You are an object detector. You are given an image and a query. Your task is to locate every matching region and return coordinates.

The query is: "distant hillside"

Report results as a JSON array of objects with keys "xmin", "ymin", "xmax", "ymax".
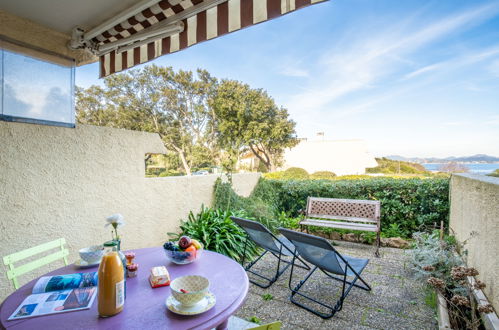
[
  {"xmin": 386, "ymin": 154, "xmax": 499, "ymax": 164},
  {"xmin": 366, "ymin": 158, "xmax": 427, "ymax": 174}
]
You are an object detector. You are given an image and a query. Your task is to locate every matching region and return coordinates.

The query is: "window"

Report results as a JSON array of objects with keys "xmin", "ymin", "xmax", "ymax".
[{"xmin": 1, "ymin": 39, "xmax": 75, "ymax": 127}]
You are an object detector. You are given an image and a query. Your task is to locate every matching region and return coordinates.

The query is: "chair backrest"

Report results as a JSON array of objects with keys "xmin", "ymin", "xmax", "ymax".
[
  {"xmin": 3, "ymin": 238, "xmax": 69, "ymax": 289},
  {"xmin": 306, "ymin": 197, "xmax": 380, "ymax": 224},
  {"xmin": 231, "ymin": 217, "xmax": 284, "ymax": 254},
  {"xmin": 279, "ymin": 228, "xmax": 346, "ymax": 275}
]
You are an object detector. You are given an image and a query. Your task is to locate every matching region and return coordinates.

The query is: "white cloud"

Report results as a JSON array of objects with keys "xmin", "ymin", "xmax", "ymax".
[{"xmin": 402, "ymin": 63, "xmax": 442, "ymax": 80}]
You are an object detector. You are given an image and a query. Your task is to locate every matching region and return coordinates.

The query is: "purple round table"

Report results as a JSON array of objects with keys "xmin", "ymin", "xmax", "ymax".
[{"xmin": 0, "ymin": 248, "xmax": 249, "ymax": 330}]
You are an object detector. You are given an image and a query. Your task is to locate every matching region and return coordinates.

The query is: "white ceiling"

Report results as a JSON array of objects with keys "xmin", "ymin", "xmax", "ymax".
[{"xmin": 0, "ymin": 0, "xmax": 139, "ymax": 34}]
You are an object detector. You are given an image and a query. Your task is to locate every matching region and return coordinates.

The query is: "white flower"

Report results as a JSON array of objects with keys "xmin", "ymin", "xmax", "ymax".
[{"xmin": 105, "ymin": 214, "xmax": 125, "ymax": 228}]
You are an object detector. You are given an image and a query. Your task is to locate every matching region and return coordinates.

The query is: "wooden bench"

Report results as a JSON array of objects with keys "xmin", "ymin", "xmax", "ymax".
[{"xmin": 300, "ymin": 197, "xmax": 381, "ymax": 257}]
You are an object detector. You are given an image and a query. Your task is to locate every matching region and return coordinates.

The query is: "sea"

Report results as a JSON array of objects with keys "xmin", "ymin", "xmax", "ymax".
[{"xmin": 422, "ymin": 163, "xmax": 499, "ymax": 175}]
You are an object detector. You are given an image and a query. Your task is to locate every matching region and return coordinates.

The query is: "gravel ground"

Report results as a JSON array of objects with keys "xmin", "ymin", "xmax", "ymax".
[{"xmin": 234, "ymin": 241, "xmax": 438, "ymax": 330}]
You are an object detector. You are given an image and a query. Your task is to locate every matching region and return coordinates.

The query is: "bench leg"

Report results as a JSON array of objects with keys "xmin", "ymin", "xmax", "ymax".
[{"xmin": 375, "ymin": 231, "xmax": 380, "ymax": 258}]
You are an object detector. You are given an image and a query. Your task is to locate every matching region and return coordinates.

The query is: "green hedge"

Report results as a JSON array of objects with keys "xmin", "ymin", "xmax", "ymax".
[{"xmin": 251, "ymin": 177, "xmax": 450, "ymax": 238}]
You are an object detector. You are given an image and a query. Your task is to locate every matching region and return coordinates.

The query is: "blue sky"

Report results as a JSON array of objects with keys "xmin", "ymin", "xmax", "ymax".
[{"xmin": 76, "ymin": 0, "xmax": 499, "ymax": 158}]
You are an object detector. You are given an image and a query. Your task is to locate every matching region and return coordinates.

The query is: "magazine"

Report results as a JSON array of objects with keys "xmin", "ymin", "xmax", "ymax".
[{"xmin": 8, "ymin": 272, "xmax": 98, "ymax": 320}]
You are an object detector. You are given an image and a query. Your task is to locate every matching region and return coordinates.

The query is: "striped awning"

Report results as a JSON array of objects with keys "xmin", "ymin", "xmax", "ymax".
[{"xmin": 98, "ymin": 0, "xmax": 326, "ymax": 77}]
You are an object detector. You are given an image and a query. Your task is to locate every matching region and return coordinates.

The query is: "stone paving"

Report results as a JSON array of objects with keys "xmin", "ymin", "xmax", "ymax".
[{"xmin": 234, "ymin": 241, "xmax": 438, "ymax": 330}]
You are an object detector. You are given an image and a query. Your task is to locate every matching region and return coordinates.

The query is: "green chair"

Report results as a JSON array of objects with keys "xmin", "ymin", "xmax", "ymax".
[{"xmin": 3, "ymin": 238, "xmax": 69, "ymax": 289}]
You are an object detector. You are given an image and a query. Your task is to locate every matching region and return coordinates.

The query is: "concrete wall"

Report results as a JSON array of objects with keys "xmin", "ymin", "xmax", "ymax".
[
  {"xmin": 450, "ymin": 174, "xmax": 499, "ymax": 311},
  {"xmin": 1, "ymin": 10, "xmax": 96, "ymax": 65},
  {"xmin": 0, "ymin": 121, "xmax": 260, "ymax": 302}
]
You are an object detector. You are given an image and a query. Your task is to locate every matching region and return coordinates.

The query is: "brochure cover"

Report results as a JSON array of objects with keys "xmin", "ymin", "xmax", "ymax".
[{"xmin": 8, "ymin": 272, "xmax": 98, "ymax": 320}]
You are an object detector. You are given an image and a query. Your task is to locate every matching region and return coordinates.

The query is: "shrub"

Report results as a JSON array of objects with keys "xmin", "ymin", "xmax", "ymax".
[
  {"xmin": 213, "ymin": 179, "xmax": 279, "ymax": 231},
  {"xmin": 409, "ymin": 231, "xmax": 462, "ymax": 284},
  {"xmin": 159, "ymin": 170, "xmax": 182, "ymax": 177},
  {"xmin": 367, "ymin": 157, "xmax": 427, "ymax": 174},
  {"xmin": 263, "ymin": 171, "xmax": 286, "ymax": 179},
  {"xmin": 409, "ymin": 231, "xmax": 489, "ymax": 329},
  {"xmin": 282, "ymin": 167, "xmax": 309, "ymax": 180},
  {"xmin": 146, "ymin": 167, "xmax": 166, "ymax": 176},
  {"xmin": 310, "ymin": 171, "xmax": 336, "ymax": 180},
  {"xmin": 168, "ymin": 206, "xmax": 259, "ymax": 262}
]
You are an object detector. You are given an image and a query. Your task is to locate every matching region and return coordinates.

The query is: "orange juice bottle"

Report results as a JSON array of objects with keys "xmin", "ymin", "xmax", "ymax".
[{"xmin": 98, "ymin": 251, "xmax": 125, "ymax": 317}]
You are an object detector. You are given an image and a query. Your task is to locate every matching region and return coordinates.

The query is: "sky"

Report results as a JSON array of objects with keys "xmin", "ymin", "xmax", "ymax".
[{"xmin": 76, "ymin": 0, "xmax": 499, "ymax": 158}]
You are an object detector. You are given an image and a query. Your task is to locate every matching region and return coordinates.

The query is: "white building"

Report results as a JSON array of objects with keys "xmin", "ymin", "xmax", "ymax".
[{"xmin": 280, "ymin": 139, "xmax": 378, "ymax": 176}]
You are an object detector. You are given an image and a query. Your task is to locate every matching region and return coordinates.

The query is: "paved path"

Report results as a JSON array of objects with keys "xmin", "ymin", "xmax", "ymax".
[{"xmin": 235, "ymin": 241, "xmax": 437, "ymax": 330}]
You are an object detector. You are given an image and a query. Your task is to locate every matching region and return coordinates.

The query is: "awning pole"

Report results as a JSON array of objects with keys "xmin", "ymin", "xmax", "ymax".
[{"xmin": 97, "ymin": 21, "xmax": 184, "ymax": 55}]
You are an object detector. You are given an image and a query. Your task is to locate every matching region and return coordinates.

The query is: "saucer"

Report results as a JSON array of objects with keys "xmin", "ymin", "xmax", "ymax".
[
  {"xmin": 74, "ymin": 258, "xmax": 101, "ymax": 268},
  {"xmin": 166, "ymin": 292, "xmax": 216, "ymax": 315}
]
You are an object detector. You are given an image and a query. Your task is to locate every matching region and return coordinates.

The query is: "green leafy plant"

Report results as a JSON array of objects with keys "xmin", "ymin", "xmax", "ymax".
[
  {"xmin": 381, "ymin": 223, "xmax": 406, "ymax": 238},
  {"xmin": 262, "ymin": 293, "xmax": 274, "ymax": 301},
  {"xmin": 361, "ymin": 232, "xmax": 377, "ymax": 244},
  {"xmin": 248, "ymin": 316, "xmax": 261, "ymax": 324},
  {"xmin": 213, "ymin": 179, "xmax": 279, "ymax": 231},
  {"xmin": 409, "ymin": 231, "xmax": 463, "ymax": 283},
  {"xmin": 276, "ymin": 211, "xmax": 301, "ymax": 229},
  {"xmin": 168, "ymin": 206, "xmax": 259, "ymax": 262}
]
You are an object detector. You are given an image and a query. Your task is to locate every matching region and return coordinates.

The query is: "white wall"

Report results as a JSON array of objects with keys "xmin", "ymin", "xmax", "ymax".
[
  {"xmin": 282, "ymin": 140, "xmax": 377, "ymax": 175},
  {"xmin": 0, "ymin": 122, "xmax": 260, "ymax": 302}
]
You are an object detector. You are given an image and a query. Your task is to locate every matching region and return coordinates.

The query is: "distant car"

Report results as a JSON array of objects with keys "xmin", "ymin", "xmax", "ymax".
[{"xmin": 192, "ymin": 170, "xmax": 210, "ymax": 176}]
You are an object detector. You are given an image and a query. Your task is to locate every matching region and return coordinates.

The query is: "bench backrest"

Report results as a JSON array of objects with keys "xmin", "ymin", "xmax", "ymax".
[{"xmin": 306, "ymin": 197, "xmax": 380, "ymax": 224}]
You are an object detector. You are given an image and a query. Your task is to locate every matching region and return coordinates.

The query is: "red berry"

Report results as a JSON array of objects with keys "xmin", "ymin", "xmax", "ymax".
[{"xmin": 180, "ymin": 289, "xmax": 189, "ymax": 293}]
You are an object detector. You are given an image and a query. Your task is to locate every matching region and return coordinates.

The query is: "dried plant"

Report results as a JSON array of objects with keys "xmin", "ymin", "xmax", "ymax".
[{"xmin": 409, "ymin": 231, "xmax": 493, "ymax": 329}]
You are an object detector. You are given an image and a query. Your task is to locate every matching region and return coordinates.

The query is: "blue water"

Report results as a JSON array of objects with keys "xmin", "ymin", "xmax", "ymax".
[{"xmin": 423, "ymin": 163, "xmax": 499, "ymax": 174}]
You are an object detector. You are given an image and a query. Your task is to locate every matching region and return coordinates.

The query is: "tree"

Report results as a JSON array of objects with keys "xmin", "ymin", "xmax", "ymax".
[
  {"xmin": 211, "ymin": 80, "xmax": 298, "ymax": 172},
  {"xmin": 438, "ymin": 162, "xmax": 469, "ymax": 173},
  {"xmin": 76, "ymin": 65, "xmax": 217, "ymax": 175}
]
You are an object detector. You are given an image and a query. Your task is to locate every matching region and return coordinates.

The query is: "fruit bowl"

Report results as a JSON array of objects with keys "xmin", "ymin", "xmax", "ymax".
[{"xmin": 163, "ymin": 238, "xmax": 203, "ymax": 265}]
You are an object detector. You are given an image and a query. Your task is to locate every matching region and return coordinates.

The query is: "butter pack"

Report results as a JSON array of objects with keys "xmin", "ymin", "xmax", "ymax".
[{"xmin": 149, "ymin": 266, "xmax": 170, "ymax": 288}]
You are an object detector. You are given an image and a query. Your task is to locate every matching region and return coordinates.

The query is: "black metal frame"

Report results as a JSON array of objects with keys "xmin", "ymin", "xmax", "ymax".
[
  {"xmin": 284, "ymin": 232, "xmax": 371, "ymax": 319},
  {"xmin": 240, "ymin": 236, "xmax": 310, "ymax": 288}
]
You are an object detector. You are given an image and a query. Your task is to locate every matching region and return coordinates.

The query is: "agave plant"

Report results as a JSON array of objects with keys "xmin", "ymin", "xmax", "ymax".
[{"xmin": 168, "ymin": 206, "xmax": 259, "ymax": 262}]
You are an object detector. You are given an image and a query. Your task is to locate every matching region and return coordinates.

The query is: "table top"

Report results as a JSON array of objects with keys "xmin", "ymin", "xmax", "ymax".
[{"xmin": 0, "ymin": 247, "xmax": 249, "ymax": 330}]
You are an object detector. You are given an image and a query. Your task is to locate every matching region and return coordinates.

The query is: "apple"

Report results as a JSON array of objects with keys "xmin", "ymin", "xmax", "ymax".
[{"xmin": 178, "ymin": 236, "xmax": 192, "ymax": 249}]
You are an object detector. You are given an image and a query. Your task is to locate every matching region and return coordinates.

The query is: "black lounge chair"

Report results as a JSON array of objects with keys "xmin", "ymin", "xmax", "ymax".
[
  {"xmin": 231, "ymin": 217, "xmax": 310, "ymax": 288},
  {"xmin": 279, "ymin": 228, "xmax": 371, "ymax": 319}
]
